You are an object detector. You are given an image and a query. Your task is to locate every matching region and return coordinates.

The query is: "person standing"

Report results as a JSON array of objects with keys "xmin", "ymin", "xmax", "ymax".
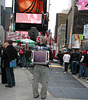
[
  {"xmin": 3, "ymin": 40, "xmax": 17, "ymax": 87},
  {"xmin": 78, "ymin": 50, "xmax": 88, "ymax": 79},
  {"xmin": 32, "ymin": 38, "xmax": 53, "ymax": 99},
  {"xmin": 70, "ymin": 49, "xmax": 80, "ymax": 75},
  {"xmin": 19, "ymin": 47, "xmax": 26, "ymax": 68},
  {"xmin": 57, "ymin": 51, "xmax": 63, "ymax": 65},
  {"xmin": 63, "ymin": 52, "xmax": 70, "ymax": 73},
  {"xmin": 25, "ymin": 47, "xmax": 32, "ymax": 69},
  {"xmin": 0, "ymin": 44, "xmax": 7, "ymax": 84}
]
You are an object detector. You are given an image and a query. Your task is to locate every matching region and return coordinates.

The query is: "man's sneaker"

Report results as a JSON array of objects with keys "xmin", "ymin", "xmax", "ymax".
[{"xmin": 86, "ymin": 79, "xmax": 88, "ymax": 82}]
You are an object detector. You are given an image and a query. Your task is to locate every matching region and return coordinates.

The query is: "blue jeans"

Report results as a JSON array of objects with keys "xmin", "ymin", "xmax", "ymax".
[
  {"xmin": 58, "ymin": 59, "xmax": 60, "ymax": 64},
  {"xmin": 72, "ymin": 61, "xmax": 79, "ymax": 75},
  {"xmin": 79, "ymin": 64, "xmax": 88, "ymax": 78},
  {"xmin": 20, "ymin": 55, "xmax": 26, "ymax": 67},
  {"xmin": 5, "ymin": 67, "xmax": 15, "ymax": 86}
]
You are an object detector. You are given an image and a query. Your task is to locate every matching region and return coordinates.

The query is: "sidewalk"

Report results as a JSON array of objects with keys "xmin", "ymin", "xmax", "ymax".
[
  {"xmin": 0, "ymin": 67, "xmax": 87, "ymax": 100},
  {"xmin": 0, "ymin": 68, "xmax": 55, "ymax": 100}
]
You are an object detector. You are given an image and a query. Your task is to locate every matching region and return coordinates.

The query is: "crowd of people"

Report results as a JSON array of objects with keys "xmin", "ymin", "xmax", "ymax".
[
  {"xmin": 1, "ymin": 38, "xmax": 88, "ymax": 99},
  {"xmin": 0, "ymin": 38, "xmax": 53, "ymax": 99},
  {"xmin": 0, "ymin": 40, "xmax": 32, "ymax": 88},
  {"xmin": 57, "ymin": 49, "xmax": 88, "ymax": 82}
]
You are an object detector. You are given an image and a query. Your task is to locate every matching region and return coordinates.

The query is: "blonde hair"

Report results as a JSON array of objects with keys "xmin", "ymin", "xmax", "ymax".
[
  {"xmin": 42, "ymin": 38, "xmax": 48, "ymax": 45},
  {"xmin": 3, "ymin": 42, "xmax": 9, "ymax": 48}
]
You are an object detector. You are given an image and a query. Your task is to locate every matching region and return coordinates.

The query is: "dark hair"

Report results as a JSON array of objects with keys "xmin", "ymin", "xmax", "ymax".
[
  {"xmin": 36, "ymin": 43, "xmax": 41, "ymax": 46},
  {"xmin": 7, "ymin": 40, "xmax": 13, "ymax": 44}
]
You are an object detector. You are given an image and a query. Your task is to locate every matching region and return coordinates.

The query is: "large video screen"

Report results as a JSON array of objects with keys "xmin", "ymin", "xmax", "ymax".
[
  {"xmin": 18, "ymin": 0, "xmax": 43, "ymax": 13},
  {"xmin": 78, "ymin": 0, "xmax": 88, "ymax": 10},
  {"xmin": 16, "ymin": 13, "xmax": 42, "ymax": 24}
]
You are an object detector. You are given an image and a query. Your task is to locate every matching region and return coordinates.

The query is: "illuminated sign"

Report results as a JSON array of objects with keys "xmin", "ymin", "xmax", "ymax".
[
  {"xmin": 78, "ymin": 0, "xmax": 88, "ymax": 10},
  {"xmin": 18, "ymin": 0, "xmax": 43, "ymax": 13},
  {"xmin": 72, "ymin": 34, "xmax": 83, "ymax": 48},
  {"xmin": 16, "ymin": 13, "xmax": 42, "ymax": 24}
]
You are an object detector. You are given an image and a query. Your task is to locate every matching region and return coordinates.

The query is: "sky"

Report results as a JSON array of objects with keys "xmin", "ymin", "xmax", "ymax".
[{"xmin": 5, "ymin": 0, "xmax": 70, "ymax": 37}]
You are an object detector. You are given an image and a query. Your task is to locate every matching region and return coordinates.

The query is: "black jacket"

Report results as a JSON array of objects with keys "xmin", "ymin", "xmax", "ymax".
[
  {"xmin": 70, "ymin": 52, "xmax": 80, "ymax": 62},
  {"xmin": 3, "ymin": 45, "xmax": 17, "ymax": 68},
  {"xmin": 80, "ymin": 54, "xmax": 88, "ymax": 65}
]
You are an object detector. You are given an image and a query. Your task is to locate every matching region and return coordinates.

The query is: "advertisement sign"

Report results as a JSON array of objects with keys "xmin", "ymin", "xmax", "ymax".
[
  {"xmin": 78, "ymin": 0, "xmax": 88, "ymax": 10},
  {"xmin": 81, "ymin": 39, "xmax": 88, "ymax": 50},
  {"xmin": 72, "ymin": 34, "xmax": 83, "ymax": 48},
  {"xmin": 16, "ymin": 13, "xmax": 42, "ymax": 24},
  {"xmin": 83, "ymin": 24, "xmax": 88, "ymax": 39},
  {"xmin": 18, "ymin": 0, "xmax": 43, "ymax": 13},
  {"xmin": 6, "ymin": 31, "xmax": 29, "ymax": 41}
]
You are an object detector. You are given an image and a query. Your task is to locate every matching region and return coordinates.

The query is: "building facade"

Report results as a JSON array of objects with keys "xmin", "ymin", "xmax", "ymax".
[
  {"xmin": 67, "ymin": 1, "xmax": 88, "ymax": 48},
  {"xmin": 57, "ymin": 24, "xmax": 66, "ymax": 51},
  {"xmin": 54, "ymin": 13, "xmax": 68, "ymax": 43},
  {"xmin": 0, "ymin": 0, "xmax": 5, "ymax": 44}
]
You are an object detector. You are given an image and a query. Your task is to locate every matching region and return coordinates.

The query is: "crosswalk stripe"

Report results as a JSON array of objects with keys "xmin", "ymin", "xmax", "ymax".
[{"xmin": 49, "ymin": 65, "xmax": 61, "ymax": 67}]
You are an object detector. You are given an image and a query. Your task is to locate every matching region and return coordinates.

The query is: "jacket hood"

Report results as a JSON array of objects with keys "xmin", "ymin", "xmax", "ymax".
[{"xmin": 83, "ymin": 50, "xmax": 87, "ymax": 54}]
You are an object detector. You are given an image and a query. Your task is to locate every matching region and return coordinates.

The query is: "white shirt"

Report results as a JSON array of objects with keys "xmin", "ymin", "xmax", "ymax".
[{"xmin": 63, "ymin": 54, "xmax": 70, "ymax": 63}]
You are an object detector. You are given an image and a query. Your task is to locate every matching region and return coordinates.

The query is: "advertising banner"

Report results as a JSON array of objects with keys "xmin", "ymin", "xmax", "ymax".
[
  {"xmin": 16, "ymin": 13, "xmax": 42, "ymax": 24},
  {"xmin": 78, "ymin": 0, "xmax": 88, "ymax": 10},
  {"xmin": 83, "ymin": 24, "xmax": 88, "ymax": 39},
  {"xmin": 6, "ymin": 31, "xmax": 29, "ymax": 41},
  {"xmin": 81, "ymin": 39, "xmax": 88, "ymax": 50},
  {"xmin": 18, "ymin": 0, "xmax": 43, "ymax": 13},
  {"xmin": 72, "ymin": 34, "xmax": 83, "ymax": 48}
]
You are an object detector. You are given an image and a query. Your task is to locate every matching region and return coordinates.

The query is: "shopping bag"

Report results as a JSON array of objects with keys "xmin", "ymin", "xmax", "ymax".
[{"xmin": 10, "ymin": 60, "xmax": 17, "ymax": 68}]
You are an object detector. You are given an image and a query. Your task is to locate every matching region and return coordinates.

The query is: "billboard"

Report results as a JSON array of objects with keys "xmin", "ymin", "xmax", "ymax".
[
  {"xmin": 6, "ymin": 31, "xmax": 29, "ymax": 41},
  {"xmin": 78, "ymin": 0, "xmax": 88, "ymax": 10},
  {"xmin": 18, "ymin": 0, "xmax": 43, "ymax": 13},
  {"xmin": 72, "ymin": 34, "xmax": 83, "ymax": 48},
  {"xmin": 83, "ymin": 24, "xmax": 88, "ymax": 39},
  {"xmin": 81, "ymin": 39, "xmax": 88, "ymax": 50},
  {"xmin": 16, "ymin": 13, "xmax": 42, "ymax": 24}
]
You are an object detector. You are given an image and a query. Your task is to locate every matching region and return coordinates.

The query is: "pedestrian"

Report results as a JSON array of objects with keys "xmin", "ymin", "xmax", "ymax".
[
  {"xmin": 78, "ymin": 50, "xmax": 88, "ymax": 79},
  {"xmin": 3, "ymin": 40, "xmax": 17, "ymax": 87},
  {"xmin": 0, "ymin": 44, "xmax": 7, "ymax": 84},
  {"xmin": 63, "ymin": 52, "xmax": 70, "ymax": 73},
  {"xmin": 70, "ymin": 49, "xmax": 80, "ymax": 75},
  {"xmin": 25, "ymin": 47, "xmax": 32, "ymax": 69},
  {"xmin": 32, "ymin": 38, "xmax": 53, "ymax": 99},
  {"xmin": 19, "ymin": 47, "xmax": 26, "ymax": 68},
  {"xmin": 57, "ymin": 51, "xmax": 63, "ymax": 65}
]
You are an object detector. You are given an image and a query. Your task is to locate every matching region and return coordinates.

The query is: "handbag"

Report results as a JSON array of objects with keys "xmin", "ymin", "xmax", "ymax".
[{"xmin": 10, "ymin": 60, "xmax": 17, "ymax": 68}]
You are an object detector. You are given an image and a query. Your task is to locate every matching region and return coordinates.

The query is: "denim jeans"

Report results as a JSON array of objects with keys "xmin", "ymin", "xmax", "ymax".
[
  {"xmin": 72, "ymin": 61, "xmax": 79, "ymax": 75},
  {"xmin": 20, "ymin": 55, "xmax": 26, "ymax": 67},
  {"xmin": 79, "ymin": 64, "xmax": 88, "ymax": 78},
  {"xmin": 58, "ymin": 59, "xmax": 60, "ymax": 64},
  {"xmin": 5, "ymin": 67, "xmax": 15, "ymax": 86}
]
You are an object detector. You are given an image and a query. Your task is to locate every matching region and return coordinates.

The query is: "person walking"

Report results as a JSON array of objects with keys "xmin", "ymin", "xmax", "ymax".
[
  {"xmin": 63, "ymin": 52, "xmax": 70, "ymax": 73},
  {"xmin": 32, "ymin": 38, "xmax": 53, "ymax": 99},
  {"xmin": 3, "ymin": 40, "xmax": 17, "ymax": 87}
]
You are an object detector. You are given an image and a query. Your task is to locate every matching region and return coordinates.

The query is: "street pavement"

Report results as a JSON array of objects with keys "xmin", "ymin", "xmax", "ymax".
[{"xmin": 0, "ymin": 62, "xmax": 88, "ymax": 100}]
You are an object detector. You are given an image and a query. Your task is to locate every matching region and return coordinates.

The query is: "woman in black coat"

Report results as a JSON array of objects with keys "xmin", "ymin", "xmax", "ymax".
[{"xmin": 3, "ymin": 42, "xmax": 17, "ymax": 87}]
